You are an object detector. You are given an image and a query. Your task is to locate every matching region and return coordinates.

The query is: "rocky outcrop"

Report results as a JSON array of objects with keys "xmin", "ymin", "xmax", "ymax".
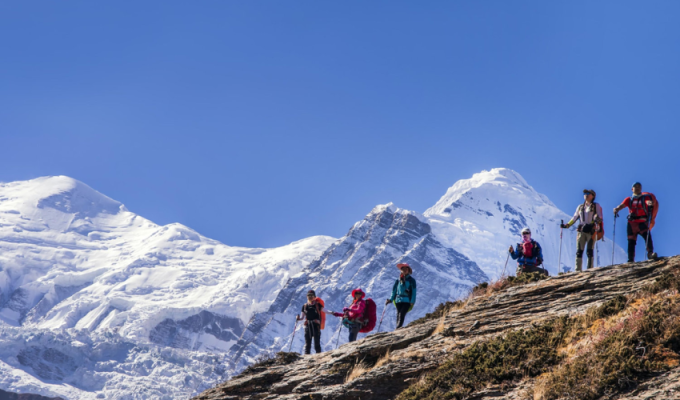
[
  {"xmin": 193, "ymin": 256, "xmax": 680, "ymax": 400},
  {"xmin": 0, "ymin": 389, "xmax": 63, "ymax": 400}
]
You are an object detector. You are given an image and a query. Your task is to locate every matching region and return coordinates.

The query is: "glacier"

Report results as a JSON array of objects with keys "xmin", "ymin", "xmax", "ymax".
[{"xmin": 0, "ymin": 169, "xmax": 626, "ymax": 399}]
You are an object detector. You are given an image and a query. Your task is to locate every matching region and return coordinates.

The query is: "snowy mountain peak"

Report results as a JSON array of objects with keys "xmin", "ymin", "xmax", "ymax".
[
  {"xmin": 424, "ymin": 168, "xmax": 540, "ymax": 218},
  {"xmin": 1, "ymin": 176, "xmax": 125, "ymax": 220}
]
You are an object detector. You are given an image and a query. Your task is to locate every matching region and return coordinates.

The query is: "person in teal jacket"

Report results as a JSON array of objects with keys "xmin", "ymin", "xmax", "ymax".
[{"xmin": 385, "ymin": 263, "xmax": 417, "ymax": 329}]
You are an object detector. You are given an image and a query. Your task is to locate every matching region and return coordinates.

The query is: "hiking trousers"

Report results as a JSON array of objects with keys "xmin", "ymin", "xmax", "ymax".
[
  {"xmin": 395, "ymin": 302, "xmax": 411, "ymax": 329},
  {"xmin": 575, "ymin": 231, "xmax": 594, "ymax": 272},
  {"xmin": 627, "ymin": 221, "xmax": 654, "ymax": 262},
  {"xmin": 304, "ymin": 322, "xmax": 321, "ymax": 354},
  {"xmin": 348, "ymin": 323, "xmax": 362, "ymax": 342}
]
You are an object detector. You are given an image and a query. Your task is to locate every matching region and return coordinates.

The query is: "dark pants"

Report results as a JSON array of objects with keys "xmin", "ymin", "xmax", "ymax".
[
  {"xmin": 304, "ymin": 322, "xmax": 321, "ymax": 354},
  {"xmin": 348, "ymin": 322, "xmax": 362, "ymax": 342},
  {"xmin": 395, "ymin": 302, "xmax": 411, "ymax": 329},
  {"xmin": 627, "ymin": 221, "xmax": 654, "ymax": 262},
  {"xmin": 516, "ymin": 264, "xmax": 548, "ymax": 276}
]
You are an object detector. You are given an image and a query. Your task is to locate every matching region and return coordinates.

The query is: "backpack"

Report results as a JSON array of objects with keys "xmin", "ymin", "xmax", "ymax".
[
  {"xmin": 359, "ymin": 298, "xmax": 377, "ymax": 333},
  {"xmin": 315, "ymin": 298, "xmax": 326, "ymax": 330},
  {"xmin": 520, "ymin": 240, "xmax": 543, "ymax": 266},
  {"xmin": 641, "ymin": 192, "xmax": 659, "ymax": 225}
]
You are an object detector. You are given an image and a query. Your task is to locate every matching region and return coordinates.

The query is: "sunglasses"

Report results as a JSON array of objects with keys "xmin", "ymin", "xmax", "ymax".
[{"xmin": 522, "ymin": 233, "xmax": 531, "ymax": 236}]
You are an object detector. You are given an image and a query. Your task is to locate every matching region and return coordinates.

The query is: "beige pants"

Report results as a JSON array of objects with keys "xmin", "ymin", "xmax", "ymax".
[{"xmin": 575, "ymin": 231, "xmax": 594, "ymax": 272}]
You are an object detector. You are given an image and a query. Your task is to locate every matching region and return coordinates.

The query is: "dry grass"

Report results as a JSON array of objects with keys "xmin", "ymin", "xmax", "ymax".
[
  {"xmin": 432, "ymin": 314, "xmax": 447, "ymax": 336},
  {"xmin": 345, "ymin": 361, "xmax": 370, "ymax": 383},
  {"xmin": 373, "ymin": 350, "xmax": 392, "ymax": 369},
  {"xmin": 397, "ymin": 265, "xmax": 680, "ymax": 400}
]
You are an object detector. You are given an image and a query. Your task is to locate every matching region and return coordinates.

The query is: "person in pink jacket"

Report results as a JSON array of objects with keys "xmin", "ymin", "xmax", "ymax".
[{"xmin": 331, "ymin": 288, "xmax": 366, "ymax": 342}]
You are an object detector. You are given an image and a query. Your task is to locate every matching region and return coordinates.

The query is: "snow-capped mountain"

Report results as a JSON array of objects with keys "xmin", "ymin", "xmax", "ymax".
[
  {"xmin": 425, "ymin": 168, "xmax": 627, "ymax": 278},
  {"xmin": 227, "ymin": 204, "xmax": 487, "ymax": 371},
  {"xmin": 0, "ymin": 169, "xmax": 627, "ymax": 399},
  {"xmin": 0, "ymin": 176, "xmax": 335, "ymax": 399}
]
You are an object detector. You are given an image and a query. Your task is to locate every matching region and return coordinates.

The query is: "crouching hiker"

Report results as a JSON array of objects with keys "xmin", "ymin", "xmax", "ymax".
[
  {"xmin": 509, "ymin": 227, "xmax": 547, "ymax": 276},
  {"xmin": 561, "ymin": 189, "xmax": 603, "ymax": 271},
  {"xmin": 385, "ymin": 263, "xmax": 417, "ymax": 329},
  {"xmin": 296, "ymin": 290, "xmax": 325, "ymax": 354},
  {"xmin": 331, "ymin": 288, "xmax": 366, "ymax": 342}
]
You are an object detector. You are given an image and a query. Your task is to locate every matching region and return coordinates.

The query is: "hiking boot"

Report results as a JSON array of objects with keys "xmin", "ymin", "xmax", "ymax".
[{"xmin": 647, "ymin": 251, "xmax": 658, "ymax": 260}]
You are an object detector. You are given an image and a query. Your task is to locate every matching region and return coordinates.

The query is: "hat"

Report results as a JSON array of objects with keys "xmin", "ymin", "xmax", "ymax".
[
  {"xmin": 521, "ymin": 227, "xmax": 531, "ymax": 234},
  {"xmin": 583, "ymin": 189, "xmax": 596, "ymax": 199},
  {"xmin": 307, "ymin": 290, "xmax": 316, "ymax": 297},
  {"xmin": 396, "ymin": 263, "xmax": 412, "ymax": 274},
  {"xmin": 632, "ymin": 182, "xmax": 642, "ymax": 188},
  {"xmin": 351, "ymin": 288, "xmax": 365, "ymax": 299}
]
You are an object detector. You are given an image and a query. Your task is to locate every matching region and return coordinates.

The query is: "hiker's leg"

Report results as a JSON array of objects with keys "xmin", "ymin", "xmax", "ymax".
[
  {"xmin": 348, "ymin": 324, "xmax": 360, "ymax": 342},
  {"xmin": 304, "ymin": 325, "xmax": 312, "ymax": 354},
  {"xmin": 396, "ymin": 303, "xmax": 409, "ymax": 328},
  {"xmin": 313, "ymin": 324, "xmax": 322, "ymax": 353},
  {"xmin": 575, "ymin": 232, "xmax": 586, "ymax": 272},
  {"xmin": 627, "ymin": 222, "xmax": 636, "ymax": 262},
  {"xmin": 585, "ymin": 233, "xmax": 594, "ymax": 270},
  {"xmin": 640, "ymin": 223, "xmax": 655, "ymax": 256}
]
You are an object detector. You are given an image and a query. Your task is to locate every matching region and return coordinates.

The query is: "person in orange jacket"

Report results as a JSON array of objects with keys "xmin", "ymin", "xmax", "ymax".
[{"xmin": 613, "ymin": 182, "xmax": 658, "ymax": 262}]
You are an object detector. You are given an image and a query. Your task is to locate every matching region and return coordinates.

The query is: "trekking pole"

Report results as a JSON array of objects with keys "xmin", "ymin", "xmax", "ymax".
[
  {"xmin": 501, "ymin": 252, "xmax": 510, "ymax": 278},
  {"xmin": 558, "ymin": 220, "xmax": 564, "ymax": 274},
  {"xmin": 611, "ymin": 214, "xmax": 617, "ymax": 265},
  {"xmin": 334, "ymin": 322, "xmax": 343, "ymax": 350},
  {"xmin": 288, "ymin": 319, "xmax": 299, "ymax": 352},
  {"xmin": 377, "ymin": 304, "xmax": 388, "ymax": 332}
]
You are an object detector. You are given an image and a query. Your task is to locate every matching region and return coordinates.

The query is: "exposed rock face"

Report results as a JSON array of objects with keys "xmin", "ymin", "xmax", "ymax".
[
  {"xmin": 226, "ymin": 204, "xmax": 487, "ymax": 373},
  {"xmin": 0, "ymin": 389, "xmax": 63, "ymax": 400},
  {"xmin": 193, "ymin": 256, "xmax": 680, "ymax": 400}
]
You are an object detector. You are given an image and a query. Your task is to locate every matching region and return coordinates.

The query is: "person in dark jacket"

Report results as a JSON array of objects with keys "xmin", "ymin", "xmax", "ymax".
[
  {"xmin": 385, "ymin": 263, "xmax": 417, "ymax": 329},
  {"xmin": 296, "ymin": 290, "xmax": 323, "ymax": 354},
  {"xmin": 509, "ymin": 227, "xmax": 547, "ymax": 275}
]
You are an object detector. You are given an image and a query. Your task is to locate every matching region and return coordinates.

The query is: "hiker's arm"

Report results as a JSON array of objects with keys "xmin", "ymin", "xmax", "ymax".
[
  {"xmin": 614, "ymin": 198, "xmax": 629, "ymax": 214},
  {"xmin": 389, "ymin": 280, "xmax": 398, "ymax": 302},
  {"xmin": 566, "ymin": 206, "xmax": 581, "ymax": 227},
  {"xmin": 410, "ymin": 279, "xmax": 417, "ymax": 305},
  {"xmin": 510, "ymin": 245, "xmax": 520, "ymax": 260}
]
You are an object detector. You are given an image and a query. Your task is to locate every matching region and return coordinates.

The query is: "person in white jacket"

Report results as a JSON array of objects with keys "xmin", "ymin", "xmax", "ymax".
[{"xmin": 561, "ymin": 189, "xmax": 603, "ymax": 272}]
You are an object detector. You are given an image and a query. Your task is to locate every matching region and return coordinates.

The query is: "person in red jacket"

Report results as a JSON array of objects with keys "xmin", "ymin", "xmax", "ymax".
[
  {"xmin": 331, "ymin": 288, "xmax": 366, "ymax": 342},
  {"xmin": 613, "ymin": 182, "xmax": 658, "ymax": 262}
]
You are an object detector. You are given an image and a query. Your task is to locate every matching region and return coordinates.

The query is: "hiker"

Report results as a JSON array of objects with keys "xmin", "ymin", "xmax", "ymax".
[
  {"xmin": 613, "ymin": 182, "xmax": 658, "ymax": 262},
  {"xmin": 508, "ymin": 227, "xmax": 547, "ymax": 276},
  {"xmin": 296, "ymin": 290, "xmax": 325, "ymax": 354},
  {"xmin": 560, "ymin": 189, "xmax": 603, "ymax": 272},
  {"xmin": 331, "ymin": 288, "xmax": 366, "ymax": 342},
  {"xmin": 385, "ymin": 263, "xmax": 417, "ymax": 329}
]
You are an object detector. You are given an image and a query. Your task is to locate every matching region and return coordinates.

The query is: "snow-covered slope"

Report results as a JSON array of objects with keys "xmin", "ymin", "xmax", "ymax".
[
  {"xmin": 227, "ymin": 204, "xmax": 488, "ymax": 372},
  {"xmin": 0, "ymin": 176, "xmax": 335, "ymax": 399},
  {"xmin": 424, "ymin": 168, "xmax": 627, "ymax": 278}
]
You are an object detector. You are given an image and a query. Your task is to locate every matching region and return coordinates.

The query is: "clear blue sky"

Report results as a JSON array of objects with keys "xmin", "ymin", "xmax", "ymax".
[{"xmin": 1, "ymin": 1, "xmax": 679, "ymax": 257}]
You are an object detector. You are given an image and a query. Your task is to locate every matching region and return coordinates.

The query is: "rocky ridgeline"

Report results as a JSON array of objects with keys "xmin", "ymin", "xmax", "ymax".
[{"xmin": 193, "ymin": 256, "xmax": 680, "ymax": 400}]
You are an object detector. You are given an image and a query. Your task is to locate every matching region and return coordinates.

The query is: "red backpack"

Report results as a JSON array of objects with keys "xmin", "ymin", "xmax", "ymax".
[{"xmin": 359, "ymin": 298, "xmax": 377, "ymax": 333}]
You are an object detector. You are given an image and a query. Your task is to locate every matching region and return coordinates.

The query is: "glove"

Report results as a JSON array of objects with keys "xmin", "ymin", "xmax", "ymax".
[
  {"xmin": 560, "ymin": 223, "xmax": 569, "ymax": 229},
  {"xmin": 508, "ymin": 246, "xmax": 514, "ymax": 253},
  {"xmin": 385, "ymin": 299, "xmax": 391, "ymax": 305},
  {"xmin": 342, "ymin": 307, "xmax": 349, "ymax": 313}
]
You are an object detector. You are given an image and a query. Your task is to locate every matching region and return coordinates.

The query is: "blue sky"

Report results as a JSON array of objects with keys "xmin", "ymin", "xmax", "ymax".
[{"xmin": 1, "ymin": 1, "xmax": 679, "ymax": 258}]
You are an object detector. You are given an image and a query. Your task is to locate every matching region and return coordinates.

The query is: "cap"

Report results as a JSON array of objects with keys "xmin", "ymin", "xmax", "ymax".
[
  {"xmin": 521, "ymin": 227, "xmax": 531, "ymax": 234},
  {"xmin": 583, "ymin": 189, "xmax": 596, "ymax": 199},
  {"xmin": 307, "ymin": 290, "xmax": 316, "ymax": 296},
  {"xmin": 632, "ymin": 182, "xmax": 642, "ymax": 188}
]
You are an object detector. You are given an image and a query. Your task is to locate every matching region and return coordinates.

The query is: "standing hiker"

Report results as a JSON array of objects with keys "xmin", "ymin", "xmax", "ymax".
[
  {"xmin": 296, "ymin": 290, "xmax": 325, "ymax": 354},
  {"xmin": 560, "ymin": 189, "xmax": 604, "ymax": 272},
  {"xmin": 509, "ymin": 227, "xmax": 547, "ymax": 276},
  {"xmin": 385, "ymin": 263, "xmax": 417, "ymax": 329},
  {"xmin": 331, "ymin": 288, "xmax": 366, "ymax": 342},
  {"xmin": 613, "ymin": 182, "xmax": 659, "ymax": 262}
]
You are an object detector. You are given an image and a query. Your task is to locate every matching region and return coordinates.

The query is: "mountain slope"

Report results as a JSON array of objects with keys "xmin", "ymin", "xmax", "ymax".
[
  {"xmin": 193, "ymin": 256, "xmax": 680, "ymax": 400},
  {"xmin": 0, "ymin": 176, "xmax": 335, "ymax": 399}
]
